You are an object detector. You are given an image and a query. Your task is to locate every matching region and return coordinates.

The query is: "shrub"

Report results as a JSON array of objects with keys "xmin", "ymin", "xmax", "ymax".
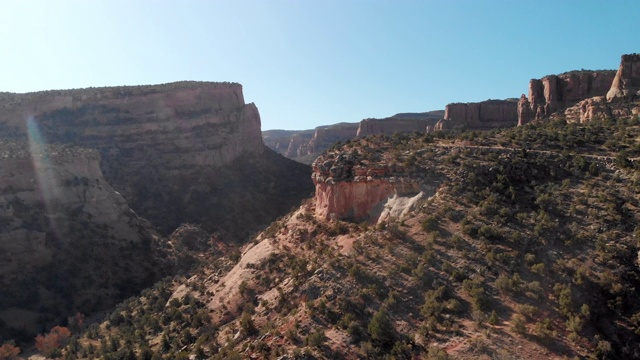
[
  {"xmin": 368, "ymin": 308, "xmax": 395, "ymax": 346},
  {"xmin": 421, "ymin": 216, "xmax": 439, "ymax": 232},
  {"xmin": 0, "ymin": 343, "xmax": 20, "ymax": 360},
  {"xmin": 305, "ymin": 329, "xmax": 326, "ymax": 348},
  {"xmin": 35, "ymin": 326, "xmax": 71, "ymax": 357},
  {"xmin": 509, "ymin": 314, "xmax": 527, "ymax": 335}
]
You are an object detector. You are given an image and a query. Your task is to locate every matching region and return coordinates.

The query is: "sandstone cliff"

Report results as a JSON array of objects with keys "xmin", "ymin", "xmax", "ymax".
[
  {"xmin": 0, "ymin": 141, "xmax": 166, "ymax": 339},
  {"xmin": 607, "ymin": 54, "xmax": 640, "ymax": 102},
  {"xmin": 311, "ymin": 147, "xmax": 441, "ymax": 222},
  {"xmin": 517, "ymin": 70, "xmax": 616, "ymax": 125},
  {"xmin": 0, "ymin": 82, "xmax": 312, "ymax": 237},
  {"xmin": 548, "ymin": 55, "xmax": 640, "ymax": 123},
  {"xmin": 433, "ymin": 99, "xmax": 518, "ymax": 131}
]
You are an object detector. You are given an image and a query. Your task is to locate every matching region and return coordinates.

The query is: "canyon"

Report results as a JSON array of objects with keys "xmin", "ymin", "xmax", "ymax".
[
  {"xmin": 0, "ymin": 82, "xmax": 313, "ymax": 341},
  {"xmin": 0, "ymin": 81, "xmax": 312, "ymax": 236},
  {"xmin": 263, "ymin": 111, "xmax": 443, "ymax": 163}
]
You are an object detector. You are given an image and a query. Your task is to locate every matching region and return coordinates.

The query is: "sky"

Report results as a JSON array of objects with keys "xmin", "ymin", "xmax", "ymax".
[{"xmin": 0, "ymin": 1, "xmax": 638, "ymax": 131}]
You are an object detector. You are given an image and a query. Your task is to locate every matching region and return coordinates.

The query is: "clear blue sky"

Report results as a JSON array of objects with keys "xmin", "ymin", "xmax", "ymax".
[{"xmin": 0, "ymin": 1, "xmax": 637, "ymax": 130}]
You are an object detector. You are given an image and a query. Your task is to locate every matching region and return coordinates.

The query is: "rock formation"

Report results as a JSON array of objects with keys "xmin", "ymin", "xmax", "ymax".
[
  {"xmin": 355, "ymin": 111, "xmax": 443, "ymax": 137},
  {"xmin": 433, "ymin": 100, "xmax": 518, "ymax": 131},
  {"xmin": 517, "ymin": 70, "xmax": 616, "ymax": 125},
  {"xmin": 546, "ymin": 55, "xmax": 640, "ymax": 123},
  {"xmin": 311, "ymin": 150, "xmax": 438, "ymax": 222},
  {"xmin": 607, "ymin": 54, "xmax": 640, "ymax": 102},
  {"xmin": 0, "ymin": 82, "xmax": 313, "ymax": 236}
]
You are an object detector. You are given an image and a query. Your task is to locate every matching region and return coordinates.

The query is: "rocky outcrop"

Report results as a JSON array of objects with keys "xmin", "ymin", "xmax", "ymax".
[
  {"xmin": 553, "ymin": 55, "xmax": 640, "ymax": 123},
  {"xmin": 311, "ymin": 151, "xmax": 438, "ymax": 222},
  {"xmin": 0, "ymin": 141, "xmax": 165, "ymax": 338},
  {"xmin": 433, "ymin": 100, "xmax": 518, "ymax": 131},
  {"xmin": 607, "ymin": 54, "xmax": 640, "ymax": 102},
  {"xmin": 518, "ymin": 70, "xmax": 616, "ymax": 125},
  {"xmin": 0, "ymin": 82, "xmax": 313, "ymax": 236}
]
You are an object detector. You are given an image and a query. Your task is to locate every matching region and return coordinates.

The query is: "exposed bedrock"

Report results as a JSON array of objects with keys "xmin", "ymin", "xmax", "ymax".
[
  {"xmin": 434, "ymin": 100, "xmax": 518, "ymax": 131},
  {"xmin": 518, "ymin": 70, "xmax": 616, "ymax": 125},
  {"xmin": 607, "ymin": 53, "xmax": 640, "ymax": 102},
  {"xmin": 0, "ymin": 82, "xmax": 312, "ymax": 237}
]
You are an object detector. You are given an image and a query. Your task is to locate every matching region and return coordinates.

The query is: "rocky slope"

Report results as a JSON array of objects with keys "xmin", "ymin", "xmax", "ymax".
[
  {"xmin": 62, "ymin": 116, "xmax": 640, "ymax": 359},
  {"xmin": 0, "ymin": 141, "xmax": 167, "ymax": 341},
  {"xmin": 0, "ymin": 81, "xmax": 313, "ymax": 237}
]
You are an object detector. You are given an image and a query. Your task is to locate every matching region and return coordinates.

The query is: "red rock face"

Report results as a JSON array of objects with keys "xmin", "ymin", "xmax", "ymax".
[
  {"xmin": 311, "ymin": 152, "xmax": 424, "ymax": 222},
  {"xmin": 314, "ymin": 179, "xmax": 395, "ymax": 221},
  {"xmin": 607, "ymin": 54, "xmax": 640, "ymax": 102},
  {"xmin": 518, "ymin": 71, "xmax": 616, "ymax": 125},
  {"xmin": 438, "ymin": 100, "xmax": 518, "ymax": 130}
]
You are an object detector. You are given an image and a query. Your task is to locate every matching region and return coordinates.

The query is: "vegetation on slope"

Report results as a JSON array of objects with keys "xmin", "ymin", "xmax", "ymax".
[{"xmin": 50, "ymin": 115, "xmax": 640, "ymax": 359}]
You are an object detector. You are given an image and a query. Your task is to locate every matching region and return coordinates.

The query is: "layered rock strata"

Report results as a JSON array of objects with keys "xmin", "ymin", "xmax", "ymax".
[
  {"xmin": 556, "ymin": 55, "xmax": 640, "ymax": 123},
  {"xmin": 0, "ymin": 141, "xmax": 164, "ymax": 337},
  {"xmin": 517, "ymin": 70, "xmax": 616, "ymax": 125},
  {"xmin": 433, "ymin": 100, "xmax": 518, "ymax": 131},
  {"xmin": 0, "ymin": 82, "xmax": 312, "ymax": 236},
  {"xmin": 312, "ymin": 151, "xmax": 438, "ymax": 222}
]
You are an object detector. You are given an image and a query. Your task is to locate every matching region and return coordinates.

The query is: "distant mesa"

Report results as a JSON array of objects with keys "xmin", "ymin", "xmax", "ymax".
[
  {"xmin": 431, "ymin": 99, "xmax": 518, "ymax": 132},
  {"xmin": 263, "ymin": 111, "xmax": 444, "ymax": 164}
]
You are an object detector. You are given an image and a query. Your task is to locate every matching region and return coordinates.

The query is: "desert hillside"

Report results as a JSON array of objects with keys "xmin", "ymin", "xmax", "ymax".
[{"xmin": 58, "ymin": 114, "xmax": 640, "ymax": 359}]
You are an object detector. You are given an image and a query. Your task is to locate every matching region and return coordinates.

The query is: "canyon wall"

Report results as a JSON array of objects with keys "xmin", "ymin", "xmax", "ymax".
[
  {"xmin": 518, "ymin": 70, "xmax": 616, "ymax": 125},
  {"xmin": 433, "ymin": 100, "xmax": 518, "ymax": 131},
  {"xmin": 607, "ymin": 54, "xmax": 640, "ymax": 102},
  {"xmin": 0, "ymin": 82, "xmax": 312, "ymax": 237},
  {"xmin": 0, "ymin": 141, "xmax": 166, "ymax": 338}
]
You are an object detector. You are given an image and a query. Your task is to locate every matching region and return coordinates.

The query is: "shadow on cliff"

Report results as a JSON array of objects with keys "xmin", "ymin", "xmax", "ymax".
[{"xmin": 128, "ymin": 146, "xmax": 314, "ymax": 242}]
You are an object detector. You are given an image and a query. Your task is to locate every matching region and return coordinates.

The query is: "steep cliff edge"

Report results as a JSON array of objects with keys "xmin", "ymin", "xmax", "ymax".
[
  {"xmin": 0, "ymin": 82, "xmax": 312, "ymax": 237},
  {"xmin": 607, "ymin": 54, "xmax": 640, "ymax": 102},
  {"xmin": 518, "ymin": 70, "xmax": 616, "ymax": 125},
  {"xmin": 553, "ymin": 55, "xmax": 640, "ymax": 123},
  {"xmin": 0, "ymin": 141, "xmax": 167, "ymax": 340},
  {"xmin": 433, "ymin": 99, "xmax": 518, "ymax": 131}
]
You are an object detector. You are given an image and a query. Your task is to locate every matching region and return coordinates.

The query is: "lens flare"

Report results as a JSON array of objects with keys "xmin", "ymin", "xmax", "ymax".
[{"xmin": 26, "ymin": 116, "xmax": 62, "ymax": 239}]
